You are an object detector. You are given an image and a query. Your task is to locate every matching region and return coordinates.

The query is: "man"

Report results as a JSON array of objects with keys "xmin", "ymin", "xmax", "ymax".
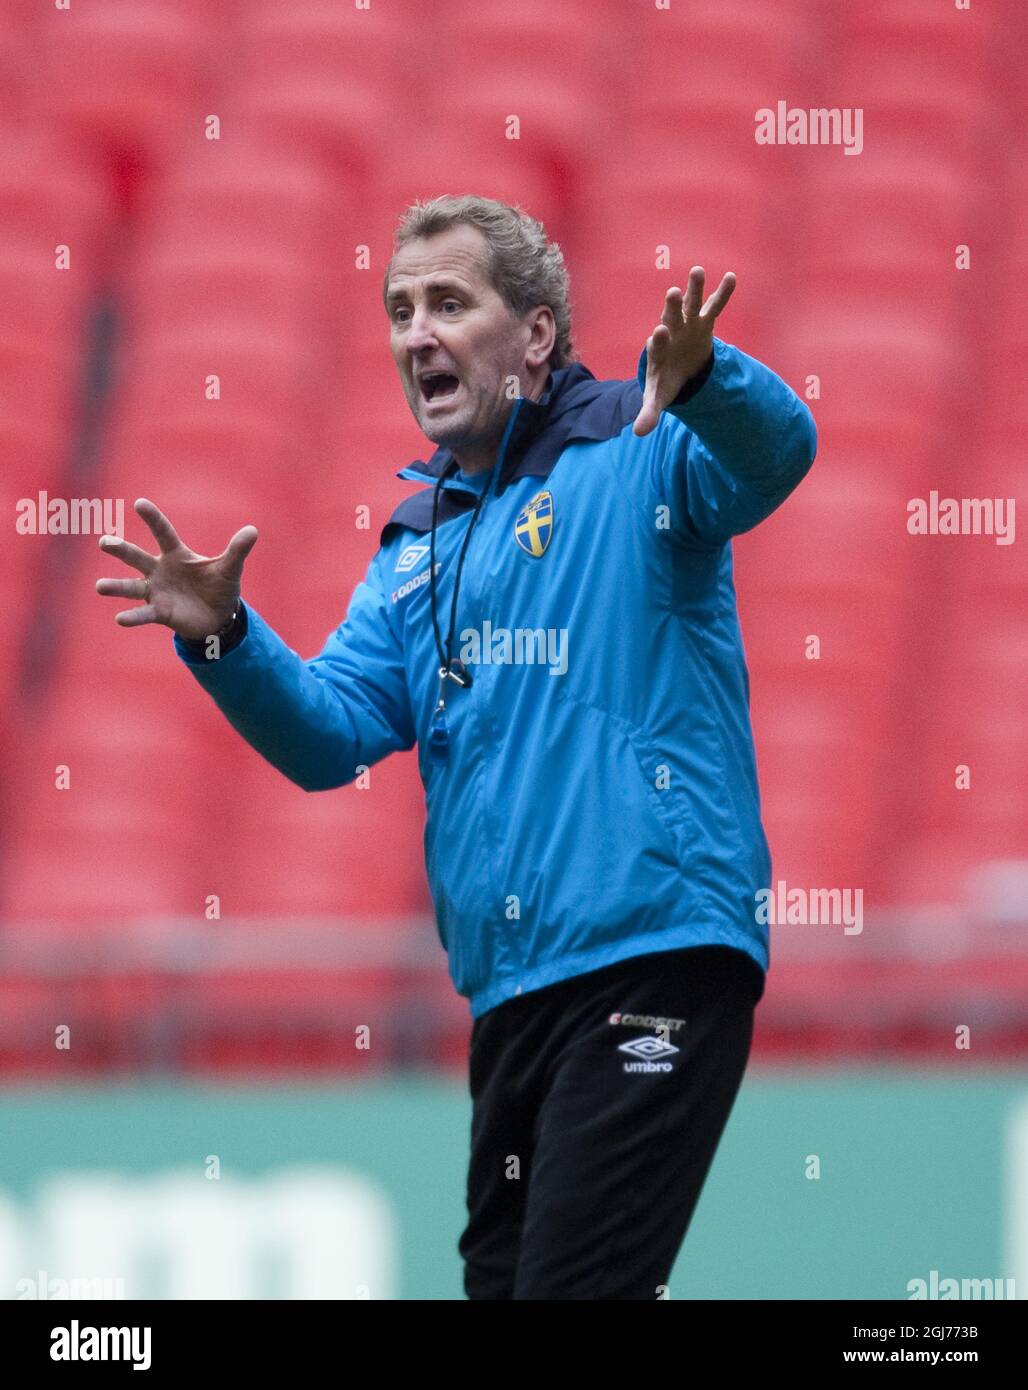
[{"xmin": 97, "ymin": 194, "xmax": 816, "ymax": 1299}]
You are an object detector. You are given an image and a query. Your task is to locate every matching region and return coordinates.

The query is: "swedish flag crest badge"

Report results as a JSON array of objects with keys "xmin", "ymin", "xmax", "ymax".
[{"xmin": 514, "ymin": 490, "xmax": 554, "ymax": 557}]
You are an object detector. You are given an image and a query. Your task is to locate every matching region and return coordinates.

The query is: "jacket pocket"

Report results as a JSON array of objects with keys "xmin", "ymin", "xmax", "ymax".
[
  {"xmin": 621, "ymin": 722, "xmax": 698, "ymax": 874},
  {"xmin": 551, "ymin": 684, "xmax": 694, "ymax": 881}
]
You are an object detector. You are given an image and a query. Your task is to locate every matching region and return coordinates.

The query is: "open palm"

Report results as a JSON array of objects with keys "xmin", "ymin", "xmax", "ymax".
[{"xmin": 96, "ymin": 498, "xmax": 257, "ymax": 641}]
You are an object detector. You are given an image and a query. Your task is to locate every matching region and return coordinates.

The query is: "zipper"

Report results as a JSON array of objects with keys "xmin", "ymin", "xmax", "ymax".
[{"xmin": 464, "ymin": 400, "xmax": 528, "ymax": 980}]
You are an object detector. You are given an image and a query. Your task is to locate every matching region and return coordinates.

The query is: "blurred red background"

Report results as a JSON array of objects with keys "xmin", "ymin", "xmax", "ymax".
[{"xmin": 0, "ymin": 0, "xmax": 1025, "ymax": 1076}]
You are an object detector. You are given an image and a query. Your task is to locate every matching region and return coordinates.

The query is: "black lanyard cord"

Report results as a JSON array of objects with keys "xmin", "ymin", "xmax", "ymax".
[{"xmin": 429, "ymin": 461, "xmax": 488, "ymax": 686}]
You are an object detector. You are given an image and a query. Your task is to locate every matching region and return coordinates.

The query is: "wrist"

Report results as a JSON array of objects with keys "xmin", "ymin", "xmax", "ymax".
[
  {"xmin": 668, "ymin": 346, "xmax": 717, "ymax": 408},
  {"xmin": 211, "ymin": 600, "xmax": 241, "ymax": 641},
  {"xmin": 179, "ymin": 600, "xmax": 246, "ymax": 655}
]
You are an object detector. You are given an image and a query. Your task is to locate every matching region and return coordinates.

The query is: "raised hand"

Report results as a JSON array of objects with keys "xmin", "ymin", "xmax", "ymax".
[
  {"xmin": 96, "ymin": 498, "xmax": 258, "ymax": 640},
  {"xmin": 632, "ymin": 267, "xmax": 736, "ymax": 436}
]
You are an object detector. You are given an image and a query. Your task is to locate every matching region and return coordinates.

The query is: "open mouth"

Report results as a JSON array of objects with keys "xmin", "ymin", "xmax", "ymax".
[{"xmin": 419, "ymin": 371, "xmax": 461, "ymax": 403}]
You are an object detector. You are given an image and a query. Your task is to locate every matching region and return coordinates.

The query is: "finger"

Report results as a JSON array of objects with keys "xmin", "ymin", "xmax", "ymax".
[
  {"xmin": 633, "ymin": 341, "xmax": 663, "ymax": 436},
  {"xmin": 98, "ymin": 534, "xmax": 156, "ymax": 574},
  {"xmin": 660, "ymin": 286, "xmax": 684, "ymax": 330},
  {"xmin": 97, "ymin": 577, "xmax": 148, "ymax": 599},
  {"xmin": 134, "ymin": 497, "xmax": 183, "ymax": 556},
  {"xmin": 221, "ymin": 525, "xmax": 259, "ymax": 581},
  {"xmin": 682, "ymin": 266, "xmax": 705, "ymax": 318},
  {"xmin": 632, "ymin": 397, "xmax": 661, "ymax": 436},
  {"xmin": 641, "ymin": 326, "xmax": 675, "ymax": 380},
  {"xmin": 701, "ymin": 270, "xmax": 736, "ymax": 319},
  {"xmin": 114, "ymin": 604, "xmax": 158, "ymax": 628}
]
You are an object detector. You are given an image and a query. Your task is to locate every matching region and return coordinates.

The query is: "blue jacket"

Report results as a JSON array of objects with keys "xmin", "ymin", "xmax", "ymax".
[{"xmin": 175, "ymin": 337, "xmax": 816, "ymax": 1016}]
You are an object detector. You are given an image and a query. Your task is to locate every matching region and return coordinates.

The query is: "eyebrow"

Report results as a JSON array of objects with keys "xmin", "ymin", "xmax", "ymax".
[{"xmin": 385, "ymin": 277, "xmax": 470, "ymax": 306}]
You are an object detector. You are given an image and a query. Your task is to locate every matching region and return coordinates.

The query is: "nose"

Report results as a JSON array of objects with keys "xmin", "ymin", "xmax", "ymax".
[{"xmin": 405, "ymin": 305, "xmax": 439, "ymax": 358}]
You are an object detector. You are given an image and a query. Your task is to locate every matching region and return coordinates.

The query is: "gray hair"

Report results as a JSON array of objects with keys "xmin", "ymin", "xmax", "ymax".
[{"xmin": 383, "ymin": 194, "xmax": 576, "ymax": 370}]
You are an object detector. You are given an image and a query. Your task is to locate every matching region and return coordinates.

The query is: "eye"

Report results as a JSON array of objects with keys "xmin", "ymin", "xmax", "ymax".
[
  {"xmin": 441, "ymin": 299, "xmax": 462, "ymax": 313},
  {"xmin": 392, "ymin": 306, "xmax": 411, "ymax": 324}
]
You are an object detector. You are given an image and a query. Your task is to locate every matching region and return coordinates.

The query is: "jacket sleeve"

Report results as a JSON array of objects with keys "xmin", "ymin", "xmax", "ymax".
[
  {"xmin": 173, "ymin": 548, "xmax": 416, "ymax": 791},
  {"xmin": 635, "ymin": 336, "xmax": 817, "ymax": 548}
]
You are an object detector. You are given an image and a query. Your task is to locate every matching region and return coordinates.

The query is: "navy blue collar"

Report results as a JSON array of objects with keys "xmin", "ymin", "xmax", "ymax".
[{"xmin": 382, "ymin": 360, "xmax": 641, "ymax": 543}]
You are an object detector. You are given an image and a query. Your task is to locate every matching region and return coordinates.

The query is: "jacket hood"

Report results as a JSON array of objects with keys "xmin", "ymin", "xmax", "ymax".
[{"xmin": 382, "ymin": 360, "xmax": 642, "ymax": 544}]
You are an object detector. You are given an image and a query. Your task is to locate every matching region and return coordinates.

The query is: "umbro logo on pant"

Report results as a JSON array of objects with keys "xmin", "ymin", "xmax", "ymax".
[{"xmin": 618, "ymin": 1034, "xmax": 680, "ymax": 1073}]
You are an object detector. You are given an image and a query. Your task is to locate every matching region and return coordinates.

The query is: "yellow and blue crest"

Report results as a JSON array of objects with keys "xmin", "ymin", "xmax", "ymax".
[{"xmin": 514, "ymin": 490, "xmax": 553, "ymax": 557}]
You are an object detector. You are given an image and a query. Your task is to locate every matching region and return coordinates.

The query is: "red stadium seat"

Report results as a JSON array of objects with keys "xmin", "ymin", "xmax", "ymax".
[
  {"xmin": 444, "ymin": 0, "xmax": 614, "ymax": 89},
  {"xmin": 230, "ymin": 75, "xmax": 400, "ymax": 185},
  {"xmin": 631, "ymin": 0, "xmax": 810, "ymax": 158},
  {"xmin": 212, "ymin": 750, "xmax": 429, "ymax": 918},
  {"xmin": 636, "ymin": 3, "xmax": 806, "ymax": 79},
  {"xmin": 135, "ymin": 141, "xmax": 347, "ymax": 265},
  {"xmin": 839, "ymin": 0, "xmax": 1000, "ymax": 68},
  {"xmin": 805, "ymin": 156, "xmax": 971, "ymax": 291},
  {"xmin": 242, "ymin": 0, "xmax": 411, "ymax": 86},
  {"xmin": 0, "ymin": 129, "xmax": 111, "ymax": 279},
  {"xmin": 829, "ymin": 54, "xmax": 1000, "ymax": 176},
  {"xmin": 124, "ymin": 239, "xmax": 325, "ymax": 341},
  {"xmin": 752, "ymin": 667, "xmax": 885, "ymax": 888},
  {"xmin": 776, "ymin": 317, "xmax": 958, "ymax": 457},
  {"xmin": 107, "ymin": 326, "xmax": 317, "ymax": 456},
  {"xmin": 34, "ymin": 1, "xmax": 212, "ymax": 161},
  {"xmin": 576, "ymin": 144, "xmax": 784, "ymax": 369}
]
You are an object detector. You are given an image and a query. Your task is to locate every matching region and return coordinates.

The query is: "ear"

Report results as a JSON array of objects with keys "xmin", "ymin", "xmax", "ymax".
[{"xmin": 524, "ymin": 305, "xmax": 556, "ymax": 370}]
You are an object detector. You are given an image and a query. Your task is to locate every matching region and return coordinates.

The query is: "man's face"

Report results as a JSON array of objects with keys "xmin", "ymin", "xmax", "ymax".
[{"xmin": 386, "ymin": 224, "xmax": 533, "ymax": 458}]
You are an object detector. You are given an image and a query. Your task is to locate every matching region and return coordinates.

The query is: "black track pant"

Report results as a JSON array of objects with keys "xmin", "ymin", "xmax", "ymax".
[{"xmin": 459, "ymin": 945, "xmax": 764, "ymax": 1300}]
